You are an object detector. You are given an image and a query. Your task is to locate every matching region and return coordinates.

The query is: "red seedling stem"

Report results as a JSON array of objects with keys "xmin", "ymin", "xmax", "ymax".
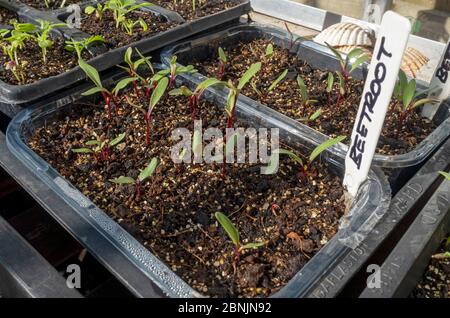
[
  {"xmin": 217, "ymin": 62, "xmax": 225, "ymax": 80},
  {"xmin": 101, "ymin": 92, "xmax": 112, "ymax": 119},
  {"xmin": 101, "ymin": 145, "xmax": 110, "ymax": 161},
  {"xmin": 144, "ymin": 112, "xmax": 151, "ymax": 146},
  {"xmin": 169, "ymin": 74, "xmax": 176, "ymax": 90}
]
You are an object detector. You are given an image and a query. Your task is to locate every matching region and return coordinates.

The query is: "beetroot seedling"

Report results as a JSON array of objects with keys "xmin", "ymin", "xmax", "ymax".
[
  {"xmin": 225, "ymin": 62, "xmax": 262, "ymax": 129},
  {"xmin": 169, "ymin": 77, "xmax": 223, "ymax": 118},
  {"xmin": 154, "ymin": 56, "xmax": 197, "ymax": 89},
  {"xmin": 251, "ymin": 69, "xmax": 288, "ymax": 97},
  {"xmin": 79, "ymin": 59, "xmax": 135, "ymax": 118},
  {"xmin": 326, "ymin": 72, "xmax": 334, "ymax": 107},
  {"xmin": 217, "ymin": 47, "xmax": 227, "ymax": 80},
  {"xmin": 264, "ymin": 136, "xmax": 346, "ymax": 180},
  {"xmin": 325, "ymin": 43, "xmax": 369, "ymax": 92},
  {"xmin": 65, "ymin": 35, "xmax": 105, "ymax": 59},
  {"xmin": 394, "ymin": 72, "xmax": 438, "ymax": 133},
  {"xmin": 110, "ymin": 157, "xmax": 158, "ymax": 201},
  {"xmin": 118, "ymin": 47, "xmax": 154, "ymax": 97},
  {"xmin": 214, "ymin": 212, "xmax": 266, "ymax": 265},
  {"xmin": 297, "ymin": 75, "xmax": 318, "ymax": 114},
  {"xmin": 72, "ymin": 132, "xmax": 126, "ymax": 161}
]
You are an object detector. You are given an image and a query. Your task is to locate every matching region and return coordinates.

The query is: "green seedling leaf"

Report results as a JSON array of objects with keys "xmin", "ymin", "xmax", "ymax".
[
  {"xmin": 138, "ymin": 157, "xmax": 158, "ymax": 182},
  {"xmin": 326, "ymin": 72, "xmax": 334, "ymax": 93},
  {"xmin": 297, "ymin": 75, "xmax": 308, "ymax": 101},
  {"xmin": 149, "ymin": 77, "xmax": 169, "ymax": 110},
  {"xmin": 241, "ymin": 242, "xmax": 266, "ymax": 250},
  {"xmin": 109, "ymin": 133, "xmax": 126, "ymax": 147},
  {"xmin": 110, "ymin": 176, "xmax": 135, "ymax": 184},
  {"xmin": 398, "ymin": 70, "xmax": 408, "ymax": 92},
  {"xmin": 136, "ymin": 48, "xmax": 153, "ymax": 73},
  {"xmin": 218, "ymin": 47, "xmax": 227, "ymax": 63},
  {"xmin": 85, "ymin": 6, "xmax": 96, "ymax": 14},
  {"xmin": 349, "ymin": 54, "xmax": 370, "ymax": 74},
  {"xmin": 215, "ymin": 212, "xmax": 239, "ymax": 246},
  {"xmin": 113, "ymin": 77, "xmax": 138, "ymax": 96},
  {"xmin": 346, "ymin": 48, "xmax": 364, "ymax": 61},
  {"xmin": 85, "ymin": 139, "xmax": 101, "ymax": 146},
  {"xmin": 439, "ymin": 171, "xmax": 450, "ymax": 181},
  {"xmin": 309, "ymin": 136, "xmax": 346, "ymax": 163},
  {"xmin": 264, "ymin": 148, "xmax": 304, "ymax": 175},
  {"xmin": 445, "ymin": 235, "xmax": 450, "ymax": 248},
  {"xmin": 337, "ymin": 72, "xmax": 345, "ymax": 95},
  {"xmin": 251, "ymin": 81, "xmax": 262, "ymax": 96},
  {"xmin": 195, "ymin": 78, "xmax": 224, "ymax": 94},
  {"xmin": 169, "ymin": 86, "xmax": 193, "ymax": 97},
  {"xmin": 268, "ymin": 69, "xmax": 288, "ymax": 92},
  {"xmin": 265, "ymin": 43, "xmax": 273, "ymax": 58},
  {"xmin": 124, "ymin": 47, "xmax": 133, "ymax": 67},
  {"xmin": 79, "ymin": 59, "xmax": 103, "ymax": 89},
  {"xmin": 411, "ymin": 98, "xmax": 438, "ymax": 110},
  {"xmin": 325, "ymin": 42, "xmax": 344, "ymax": 65},
  {"xmin": 309, "ymin": 108, "xmax": 322, "ymax": 121},
  {"xmin": 82, "ymin": 86, "xmax": 108, "ymax": 96},
  {"xmin": 237, "ymin": 62, "xmax": 262, "ymax": 90},
  {"xmin": 72, "ymin": 148, "xmax": 93, "ymax": 153},
  {"xmin": 403, "ymin": 79, "xmax": 417, "ymax": 109}
]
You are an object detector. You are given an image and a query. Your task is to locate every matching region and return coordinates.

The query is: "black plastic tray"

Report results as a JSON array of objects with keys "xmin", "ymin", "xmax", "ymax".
[
  {"xmin": 6, "ymin": 66, "xmax": 391, "ymax": 298},
  {"xmin": 360, "ymin": 171, "xmax": 450, "ymax": 298},
  {"xmin": 307, "ymin": 137, "xmax": 450, "ymax": 298},
  {"xmin": 0, "ymin": 0, "xmax": 250, "ymax": 117},
  {"xmin": 161, "ymin": 24, "xmax": 450, "ymax": 173}
]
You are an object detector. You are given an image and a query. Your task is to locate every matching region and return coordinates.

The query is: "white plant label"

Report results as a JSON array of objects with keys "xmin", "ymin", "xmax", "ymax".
[
  {"xmin": 422, "ymin": 40, "xmax": 450, "ymax": 119},
  {"xmin": 343, "ymin": 11, "xmax": 411, "ymax": 198}
]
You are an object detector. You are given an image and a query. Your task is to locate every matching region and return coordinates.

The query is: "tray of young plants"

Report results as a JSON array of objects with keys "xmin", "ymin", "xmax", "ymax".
[
  {"xmin": 6, "ymin": 50, "xmax": 391, "ymax": 297},
  {"xmin": 0, "ymin": 0, "xmax": 250, "ymax": 117},
  {"xmin": 161, "ymin": 23, "xmax": 450, "ymax": 170}
]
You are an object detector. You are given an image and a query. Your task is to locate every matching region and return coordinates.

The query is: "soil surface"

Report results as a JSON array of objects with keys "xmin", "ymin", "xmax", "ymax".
[
  {"xmin": 28, "ymin": 83, "xmax": 346, "ymax": 297},
  {"xmin": 80, "ymin": 9, "xmax": 177, "ymax": 49},
  {"xmin": 0, "ymin": 37, "xmax": 85, "ymax": 85},
  {"xmin": 186, "ymin": 38, "xmax": 437, "ymax": 156},
  {"xmin": 153, "ymin": 0, "xmax": 244, "ymax": 21},
  {"xmin": 0, "ymin": 7, "xmax": 18, "ymax": 25},
  {"xmin": 411, "ymin": 238, "xmax": 450, "ymax": 298},
  {"xmin": 19, "ymin": 0, "xmax": 82, "ymax": 10}
]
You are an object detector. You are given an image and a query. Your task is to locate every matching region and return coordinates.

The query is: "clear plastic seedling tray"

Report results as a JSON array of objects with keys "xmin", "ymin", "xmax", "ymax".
[
  {"xmin": 0, "ymin": 0, "xmax": 250, "ymax": 117},
  {"xmin": 160, "ymin": 23, "xmax": 450, "ymax": 169},
  {"xmin": 6, "ymin": 66, "xmax": 391, "ymax": 298}
]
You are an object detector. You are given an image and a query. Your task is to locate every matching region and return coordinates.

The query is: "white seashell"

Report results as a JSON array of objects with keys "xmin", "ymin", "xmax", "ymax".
[
  {"xmin": 401, "ymin": 47, "xmax": 429, "ymax": 78},
  {"xmin": 314, "ymin": 22, "xmax": 376, "ymax": 48},
  {"xmin": 335, "ymin": 45, "xmax": 373, "ymax": 56}
]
